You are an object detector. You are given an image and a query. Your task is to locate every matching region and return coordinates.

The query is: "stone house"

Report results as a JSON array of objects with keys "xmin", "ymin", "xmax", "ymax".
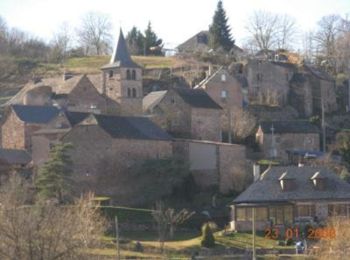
[
  {"xmin": 1, "ymin": 105, "xmax": 63, "ymax": 150},
  {"xmin": 57, "ymin": 114, "xmax": 173, "ymax": 199},
  {"xmin": 143, "ymin": 87, "xmax": 222, "ymax": 142},
  {"xmin": 173, "ymin": 139, "xmax": 247, "ymax": 194},
  {"xmin": 230, "ymin": 166, "xmax": 350, "ymax": 232},
  {"xmin": 245, "ymin": 59, "xmax": 297, "ymax": 106},
  {"xmin": 195, "ymin": 67, "xmax": 246, "ymax": 140},
  {"xmin": 289, "ymin": 65, "xmax": 337, "ymax": 117},
  {"xmin": 256, "ymin": 121, "xmax": 320, "ymax": 162}
]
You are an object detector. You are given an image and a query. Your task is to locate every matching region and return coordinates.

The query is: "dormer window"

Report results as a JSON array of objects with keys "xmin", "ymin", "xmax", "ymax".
[
  {"xmin": 311, "ymin": 171, "xmax": 327, "ymax": 190},
  {"xmin": 279, "ymin": 172, "xmax": 296, "ymax": 191}
]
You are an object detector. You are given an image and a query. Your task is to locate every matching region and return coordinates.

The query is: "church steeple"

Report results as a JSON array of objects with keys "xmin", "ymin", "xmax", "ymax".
[{"xmin": 103, "ymin": 29, "xmax": 140, "ymax": 69}]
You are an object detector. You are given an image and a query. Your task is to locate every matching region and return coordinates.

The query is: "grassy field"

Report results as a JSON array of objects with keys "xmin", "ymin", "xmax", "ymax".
[{"xmin": 87, "ymin": 230, "xmax": 305, "ymax": 259}]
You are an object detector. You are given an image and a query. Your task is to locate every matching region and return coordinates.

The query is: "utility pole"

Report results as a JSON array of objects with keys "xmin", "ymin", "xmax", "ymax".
[
  {"xmin": 115, "ymin": 216, "xmax": 120, "ymax": 260},
  {"xmin": 321, "ymin": 98, "xmax": 326, "ymax": 152},
  {"xmin": 252, "ymin": 207, "xmax": 256, "ymax": 260}
]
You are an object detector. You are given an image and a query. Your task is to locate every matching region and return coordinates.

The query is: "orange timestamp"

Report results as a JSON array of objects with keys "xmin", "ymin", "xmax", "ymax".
[{"xmin": 265, "ymin": 227, "xmax": 336, "ymax": 240}]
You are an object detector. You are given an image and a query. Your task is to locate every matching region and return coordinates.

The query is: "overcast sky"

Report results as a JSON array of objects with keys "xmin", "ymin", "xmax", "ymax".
[{"xmin": 1, "ymin": 0, "xmax": 349, "ymax": 49}]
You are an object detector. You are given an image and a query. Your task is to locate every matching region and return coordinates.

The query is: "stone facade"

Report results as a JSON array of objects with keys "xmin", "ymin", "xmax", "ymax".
[
  {"xmin": 146, "ymin": 89, "xmax": 222, "ymax": 142},
  {"xmin": 256, "ymin": 131, "xmax": 320, "ymax": 162},
  {"xmin": 196, "ymin": 68, "xmax": 244, "ymax": 136},
  {"xmin": 1, "ymin": 109, "xmax": 26, "ymax": 149},
  {"xmin": 173, "ymin": 139, "xmax": 246, "ymax": 193},
  {"xmin": 246, "ymin": 59, "xmax": 297, "ymax": 106},
  {"xmin": 61, "ymin": 124, "xmax": 172, "ymax": 198}
]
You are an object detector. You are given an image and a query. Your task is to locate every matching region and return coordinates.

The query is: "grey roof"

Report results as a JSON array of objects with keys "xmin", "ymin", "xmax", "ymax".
[
  {"xmin": 12, "ymin": 105, "xmax": 59, "ymax": 124},
  {"xmin": 173, "ymin": 88, "xmax": 222, "ymax": 109},
  {"xmin": 0, "ymin": 149, "xmax": 32, "ymax": 165},
  {"xmin": 65, "ymin": 111, "xmax": 90, "ymax": 126},
  {"xmin": 233, "ymin": 166, "xmax": 350, "ymax": 204},
  {"xmin": 101, "ymin": 29, "xmax": 140, "ymax": 69},
  {"xmin": 93, "ymin": 114, "xmax": 172, "ymax": 141},
  {"xmin": 259, "ymin": 121, "xmax": 319, "ymax": 134},
  {"xmin": 304, "ymin": 64, "xmax": 334, "ymax": 81},
  {"xmin": 143, "ymin": 90, "xmax": 167, "ymax": 112},
  {"xmin": 176, "ymin": 31, "xmax": 210, "ymax": 53}
]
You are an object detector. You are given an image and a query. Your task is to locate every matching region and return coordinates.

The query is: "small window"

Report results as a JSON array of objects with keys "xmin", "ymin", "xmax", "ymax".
[
  {"xmin": 257, "ymin": 73, "xmax": 263, "ymax": 82},
  {"xmin": 170, "ymin": 97, "xmax": 175, "ymax": 104},
  {"xmin": 126, "ymin": 69, "xmax": 131, "ymax": 80},
  {"xmin": 132, "ymin": 70, "xmax": 136, "ymax": 80},
  {"xmin": 221, "ymin": 73, "xmax": 226, "ymax": 82},
  {"xmin": 221, "ymin": 90, "xmax": 228, "ymax": 99},
  {"xmin": 109, "ymin": 70, "xmax": 113, "ymax": 78},
  {"xmin": 127, "ymin": 88, "xmax": 131, "ymax": 97},
  {"xmin": 132, "ymin": 88, "xmax": 137, "ymax": 98}
]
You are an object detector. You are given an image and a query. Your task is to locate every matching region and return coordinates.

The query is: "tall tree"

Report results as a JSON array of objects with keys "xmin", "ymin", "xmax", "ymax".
[
  {"xmin": 77, "ymin": 12, "xmax": 112, "ymax": 55},
  {"xmin": 143, "ymin": 22, "xmax": 163, "ymax": 56},
  {"xmin": 245, "ymin": 10, "xmax": 298, "ymax": 51},
  {"xmin": 209, "ymin": 0, "xmax": 234, "ymax": 52},
  {"xmin": 50, "ymin": 22, "xmax": 72, "ymax": 63},
  {"xmin": 126, "ymin": 26, "xmax": 144, "ymax": 55},
  {"xmin": 35, "ymin": 143, "xmax": 74, "ymax": 203}
]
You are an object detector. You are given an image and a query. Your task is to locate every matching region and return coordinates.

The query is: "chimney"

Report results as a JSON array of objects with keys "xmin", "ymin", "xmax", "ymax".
[
  {"xmin": 63, "ymin": 72, "xmax": 73, "ymax": 81},
  {"xmin": 253, "ymin": 164, "xmax": 260, "ymax": 182}
]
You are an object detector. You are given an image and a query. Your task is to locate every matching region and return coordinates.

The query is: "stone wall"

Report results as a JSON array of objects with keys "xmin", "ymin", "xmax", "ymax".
[
  {"xmin": 259, "ymin": 132, "xmax": 320, "ymax": 162},
  {"xmin": 1, "ymin": 110, "xmax": 25, "ymax": 149},
  {"xmin": 62, "ymin": 124, "xmax": 173, "ymax": 199},
  {"xmin": 173, "ymin": 139, "xmax": 247, "ymax": 194},
  {"xmin": 191, "ymin": 108, "xmax": 221, "ymax": 142}
]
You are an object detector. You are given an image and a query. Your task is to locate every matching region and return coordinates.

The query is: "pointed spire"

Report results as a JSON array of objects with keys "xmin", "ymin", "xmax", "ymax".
[{"xmin": 105, "ymin": 28, "xmax": 139, "ymax": 69}]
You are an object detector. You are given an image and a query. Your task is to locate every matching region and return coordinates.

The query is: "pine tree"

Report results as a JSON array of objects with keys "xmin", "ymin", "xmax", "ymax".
[
  {"xmin": 209, "ymin": 0, "xmax": 234, "ymax": 52},
  {"xmin": 201, "ymin": 223, "xmax": 215, "ymax": 248},
  {"xmin": 126, "ymin": 26, "xmax": 144, "ymax": 55},
  {"xmin": 35, "ymin": 143, "xmax": 74, "ymax": 203},
  {"xmin": 143, "ymin": 21, "xmax": 163, "ymax": 56}
]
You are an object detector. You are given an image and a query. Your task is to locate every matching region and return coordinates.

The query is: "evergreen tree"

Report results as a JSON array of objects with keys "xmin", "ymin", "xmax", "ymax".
[
  {"xmin": 35, "ymin": 143, "xmax": 74, "ymax": 203},
  {"xmin": 143, "ymin": 21, "xmax": 163, "ymax": 56},
  {"xmin": 209, "ymin": 0, "xmax": 234, "ymax": 52},
  {"xmin": 201, "ymin": 223, "xmax": 215, "ymax": 248},
  {"xmin": 126, "ymin": 26, "xmax": 144, "ymax": 55}
]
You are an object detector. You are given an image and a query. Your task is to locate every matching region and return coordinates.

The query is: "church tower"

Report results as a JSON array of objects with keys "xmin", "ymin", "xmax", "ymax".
[{"xmin": 101, "ymin": 29, "xmax": 143, "ymax": 116}]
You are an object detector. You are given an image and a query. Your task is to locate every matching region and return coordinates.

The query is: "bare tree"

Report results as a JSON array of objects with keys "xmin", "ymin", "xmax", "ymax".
[
  {"xmin": 231, "ymin": 109, "xmax": 257, "ymax": 142},
  {"xmin": 302, "ymin": 31, "xmax": 316, "ymax": 62},
  {"xmin": 314, "ymin": 14, "xmax": 341, "ymax": 72},
  {"xmin": 50, "ymin": 22, "xmax": 72, "ymax": 63},
  {"xmin": 245, "ymin": 10, "xmax": 298, "ymax": 51},
  {"xmin": 77, "ymin": 12, "xmax": 112, "ymax": 55},
  {"xmin": 0, "ymin": 177, "xmax": 106, "ymax": 260}
]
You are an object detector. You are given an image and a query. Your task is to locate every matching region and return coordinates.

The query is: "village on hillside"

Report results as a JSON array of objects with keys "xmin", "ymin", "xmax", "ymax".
[{"xmin": 1, "ymin": 0, "xmax": 350, "ymax": 259}]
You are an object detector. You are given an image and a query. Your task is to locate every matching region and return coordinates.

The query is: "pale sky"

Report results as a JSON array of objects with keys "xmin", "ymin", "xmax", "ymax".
[{"xmin": 0, "ymin": 0, "xmax": 349, "ymax": 49}]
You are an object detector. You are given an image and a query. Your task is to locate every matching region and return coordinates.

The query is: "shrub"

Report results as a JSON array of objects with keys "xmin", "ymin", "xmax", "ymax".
[{"xmin": 201, "ymin": 223, "xmax": 215, "ymax": 248}]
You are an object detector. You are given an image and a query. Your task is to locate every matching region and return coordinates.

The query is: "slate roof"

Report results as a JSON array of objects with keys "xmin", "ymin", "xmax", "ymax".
[
  {"xmin": 173, "ymin": 88, "xmax": 222, "ymax": 109},
  {"xmin": 233, "ymin": 166, "xmax": 350, "ymax": 204},
  {"xmin": 90, "ymin": 114, "xmax": 172, "ymax": 141},
  {"xmin": 0, "ymin": 149, "xmax": 32, "ymax": 165},
  {"xmin": 12, "ymin": 104, "xmax": 59, "ymax": 124},
  {"xmin": 259, "ymin": 121, "xmax": 320, "ymax": 134},
  {"xmin": 304, "ymin": 64, "xmax": 334, "ymax": 81},
  {"xmin": 65, "ymin": 111, "xmax": 90, "ymax": 126},
  {"xmin": 176, "ymin": 31, "xmax": 210, "ymax": 53},
  {"xmin": 101, "ymin": 29, "xmax": 140, "ymax": 69},
  {"xmin": 143, "ymin": 90, "xmax": 167, "ymax": 112}
]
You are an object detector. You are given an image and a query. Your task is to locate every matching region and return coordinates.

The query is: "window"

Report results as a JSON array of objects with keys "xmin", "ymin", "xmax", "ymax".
[
  {"xmin": 257, "ymin": 73, "xmax": 263, "ymax": 82},
  {"xmin": 297, "ymin": 205, "xmax": 315, "ymax": 217},
  {"xmin": 221, "ymin": 90, "xmax": 228, "ymax": 98},
  {"xmin": 221, "ymin": 73, "xmax": 226, "ymax": 82},
  {"xmin": 236, "ymin": 207, "xmax": 252, "ymax": 221},
  {"xmin": 256, "ymin": 207, "xmax": 268, "ymax": 221},
  {"xmin": 132, "ymin": 88, "xmax": 137, "ymax": 98},
  {"xmin": 269, "ymin": 205, "xmax": 294, "ymax": 225},
  {"xmin": 126, "ymin": 69, "xmax": 131, "ymax": 80},
  {"xmin": 127, "ymin": 88, "xmax": 131, "ymax": 97},
  {"xmin": 328, "ymin": 204, "xmax": 350, "ymax": 217},
  {"xmin": 109, "ymin": 70, "xmax": 113, "ymax": 78},
  {"xmin": 132, "ymin": 70, "xmax": 136, "ymax": 80},
  {"xmin": 170, "ymin": 97, "xmax": 175, "ymax": 104}
]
